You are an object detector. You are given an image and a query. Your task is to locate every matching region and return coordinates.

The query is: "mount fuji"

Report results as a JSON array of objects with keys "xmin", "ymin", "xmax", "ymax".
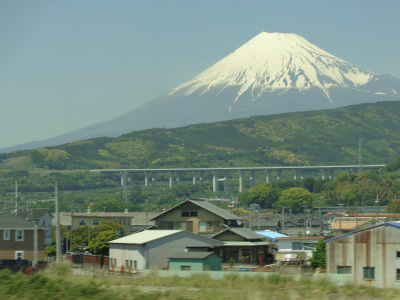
[{"xmin": 3, "ymin": 32, "xmax": 400, "ymax": 152}]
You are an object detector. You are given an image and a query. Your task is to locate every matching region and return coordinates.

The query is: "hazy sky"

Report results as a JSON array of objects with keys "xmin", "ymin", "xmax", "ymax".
[{"xmin": 1, "ymin": 0, "xmax": 399, "ymax": 149}]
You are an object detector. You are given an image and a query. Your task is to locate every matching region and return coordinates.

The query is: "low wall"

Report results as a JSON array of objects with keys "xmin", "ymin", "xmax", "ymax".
[
  {"xmin": 68, "ymin": 253, "xmax": 109, "ymax": 274},
  {"xmin": 142, "ymin": 270, "xmax": 354, "ymax": 286}
]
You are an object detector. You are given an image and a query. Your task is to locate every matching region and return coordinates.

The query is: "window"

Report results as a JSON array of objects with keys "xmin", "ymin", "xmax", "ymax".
[
  {"xmin": 134, "ymin": 260, "xmax": 137, "ymax": 269},
  {"xmin": 397, "ymin": 269, "xmax": 400, "ymax": 281},
  {"xmin": 397, "ymin": 251, "xmax": 400, "ymax": 258},
  {"xmin": 125, "ymin": 260, "xmax": 129, "ymax": 268},
  {"xmin": 180, "ymin": 265, "xmax": 191, "ymax": 271},
  {"xmin": 15, "ymin": 251, "xmax": 24, "ymax": 260},
  {"xmin": 292, "ymin": 242, "xmax": 303, "ymax": 250},
  {"xmin": 15, "ymin": 230, "xmax": 24, "ymax": 241},
  {"xmin": 114, "ymin": 258, "xmax": 117, "ymax": 267},
  {"xmin": 175, "ymin": 222, "xmax": 187, "ymax": 230},
  {"xmin": 93, "ymin": 220, "xmax": 100, "ymax": 226},
  {"xmin": 3, "ymin": 230, "xmax": 10, "ymax": 240},
  {"xmin": 363, "ymin": 267, "xmax": 375, "ymax": 280},
  {"xmin": 337, "ymin": 266, "xmax": 352, "ymax": 274},
  {"xmin": 199, "ymin": 222, "xmax": 213, "ymax": 232},
  {"xmin": 303, "ymin": 243, "xmax": 316, "ymax": 250},
  {"xmin": 79, "ymin": 220, "xmax": 86, "ymax": 226},
  {"xmin": 129, "ymin": 260, "xmax": 133, "ymax": 269},
  {"xmin": 182, "ymin": 211, "xmax": 197, "ymax": 217}
]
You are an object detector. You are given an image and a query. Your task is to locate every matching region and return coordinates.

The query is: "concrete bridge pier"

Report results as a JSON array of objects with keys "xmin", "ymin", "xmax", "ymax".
[
  {"xmin": 169, "ymin": 172, "xmax": 174, "ymax": 188},
  {"xmin": 144, "ymin": 172, "xmax": 151, "ymax": 187},
  {"xmin": 192, "ymin": 171, "xmax": 197, "ymax": 185},
  {"xmin": 199, "ymin": 172, "xmax": 204, "ymax": 184},
  {"xmin": 212, "ymin": 171, "xmax": 218, "ymax": 192},
  {"xmin": 238, "ymin": 171, "xmax": 244, "ymax": 193},
  {"xmin": 151, "ymin": 174, "xmax": 157, "ymax": 187},
  {"xmin": 250, "ymin": 171, "xmax": 255, "ymax": 188},
  {"xmin": 321, "ymin": 169, "xmax": 326, "ymax": 180},
  {"xmin": 293, "ymin": 170, "xmax": 298, "ymax": 181},
  {"xmin": 224, "ymin": 172, "xmax": 229, "ymax": 194},
  {"xmin": 329, "ymin": 169, "xmax": 334, "ymax": 180},
  {"xmin": 266, "ymin": 170, "xmax": 271, "ymax": 183},
  {"xmin": 277, "ymin": 170, "xmax": 283, "ymax": 183},
  {"xmin": 176, "ymin": 173, "xmax": 181, "ymax": 183},
  {"xmin": 120, "ymin": 171, "xmax": 127, "ymax": 186}
]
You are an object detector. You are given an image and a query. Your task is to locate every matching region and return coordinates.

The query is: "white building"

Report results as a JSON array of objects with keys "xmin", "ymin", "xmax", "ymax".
[
  {"xmin": 108, "ymin": 230, "xmax": 222, "ymax": 273},
  {"xmin": 275, "ymin": 236, "xmax": 326, "ymax": 264}
]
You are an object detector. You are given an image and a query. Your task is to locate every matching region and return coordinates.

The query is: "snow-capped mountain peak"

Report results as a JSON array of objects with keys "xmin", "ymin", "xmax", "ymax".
[{"xmin": 169, "ymin": 32, "xmax": 375, "ymax": 103}]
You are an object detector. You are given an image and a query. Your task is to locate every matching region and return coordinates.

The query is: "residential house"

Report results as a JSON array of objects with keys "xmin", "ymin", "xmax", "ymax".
[
  {"xmin": 168, "ymin": 252, "xmax": 222, "ymax": 271},
  {"xmin": 211, "ymin": 226, "xmax": 270, "ymax": 264},
  {"xmin": 72, "ymin": 211, "xmax": 138, "ymax": 235},
  {"xmin": 275, "ymin": 236, "xmax": 326, "ymax": 264},
  {"xmin": 17, "ymin": 208, "xmax": 53, "ymax": 246},
  {"xmin": 242, "ymin": 215, "xmax": 281, "ymax": 232},
  {"xmin": 326, "ymin": 222, "xmax": 400, "ymax": 288},
  {"xmin": 0, "ymin": 212, "xmax": 45, "ymax": 263},
  {"xmin": 108, "ymin": 230, "xmax": 222, "ymax": 273},
  {"xmin": 130, "ymin": 212, "xmax": 158, "ymax": 232},
  {"xmin": 150, "ymin": 199, "xmax": 241, "ymax": 236}
]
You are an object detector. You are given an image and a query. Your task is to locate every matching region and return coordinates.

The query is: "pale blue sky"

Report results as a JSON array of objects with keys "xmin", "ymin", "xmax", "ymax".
[{"xmin": 1, "ymin": 0, "xmax": 399, "ymax": 149}]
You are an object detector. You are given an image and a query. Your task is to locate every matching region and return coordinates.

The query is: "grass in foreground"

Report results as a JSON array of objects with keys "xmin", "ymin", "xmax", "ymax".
[{"xmin": 1, "ymin": 265, "xmax": 400, "ymax": 300}]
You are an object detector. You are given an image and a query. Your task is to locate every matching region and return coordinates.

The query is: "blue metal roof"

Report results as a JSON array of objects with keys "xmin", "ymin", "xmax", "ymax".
[{"xmin": 256, "ymin": 231, "xmax": 289, "ymax": 242}]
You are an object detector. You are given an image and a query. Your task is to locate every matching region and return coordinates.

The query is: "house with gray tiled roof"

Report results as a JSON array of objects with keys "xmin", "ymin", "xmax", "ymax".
[
  {"xmin": 150, "ymin": 199, "xmax": 241, "ymax": 237},
  {"xmin": 17, "ymin": 208, "xmax": 53, "ymax": 246},
  {"xmin": 0, "ymin": 212, "xmax": 45, "ymax": 264},
  {"xmin": 211, "ymin": 226, "xmax": 270, "ymax": 264}
]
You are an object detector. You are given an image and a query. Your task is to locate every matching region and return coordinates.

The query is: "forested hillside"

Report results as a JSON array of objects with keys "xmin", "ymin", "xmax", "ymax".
[{"xmin": 3, "ymin": 101, "xmax": 399, "ymax": 170}]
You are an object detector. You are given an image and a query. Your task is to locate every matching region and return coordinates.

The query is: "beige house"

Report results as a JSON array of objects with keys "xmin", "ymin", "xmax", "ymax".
[
  {"xmin": 150, "ymin": 199, "xmax": 241, "ymax": 236},
  {"xmin": 72, "ymin": 212, "xmax": 137, "ymax": 235}
]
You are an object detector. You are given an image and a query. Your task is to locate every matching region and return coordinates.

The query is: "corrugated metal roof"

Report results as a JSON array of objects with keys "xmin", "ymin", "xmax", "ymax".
[
  {"xmin": 168, "ymin": 252, "xmax": 215, "ymax": 259},
  {"xmin": 326, "ymin": 222, "xmax": 400, "ymax": 243},
  {"xmin": 256, "ymin": 231, "xmax": 289, "ymax": 242},
  {"xmin": 109, "ymin": 230, "xmax": 181, "ymax": 244},
  {"xmin": 150, "ymin": 199, "xmax": 241, "ymax": 221}
]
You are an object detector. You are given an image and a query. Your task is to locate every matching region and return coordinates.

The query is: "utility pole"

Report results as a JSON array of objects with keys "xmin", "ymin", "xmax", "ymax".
[
  {"xmin": 15, "ymin": 181, "xmax": 18, "ymax": 216},
  {"xmin": 70, "ymin": 202, "xmax": 74, "ymax": 253},
  {"xmin": 281, "ymin": 207, "xmax": 285, "ymax": 233},
  {"xmin": 55, "ymin": 183, "xmax": 62, "ymax": 263},
  {"xmin": 33, "ymin": 223, "xmax": 38, "ymax": 269}
]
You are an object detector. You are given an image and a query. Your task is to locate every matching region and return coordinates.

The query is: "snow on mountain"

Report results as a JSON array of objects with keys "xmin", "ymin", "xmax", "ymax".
[
  {"xmin": 169, "ymin": 32, "xmax": 375, "ymax": 104},
  {"xmin": 1, "ymin": 32, "xmax": 399, "ymax": 153}
]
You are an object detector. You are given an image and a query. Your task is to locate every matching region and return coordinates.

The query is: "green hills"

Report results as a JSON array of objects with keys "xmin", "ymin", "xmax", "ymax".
[{"xmin": 3, "ymin": 101, "xmax": 399, "ymax": 171}]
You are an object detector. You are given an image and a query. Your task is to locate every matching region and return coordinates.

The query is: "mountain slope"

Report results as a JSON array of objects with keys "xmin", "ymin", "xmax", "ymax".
[
  {"xmin": 7, "ymin": 101, "xmax": 400, "ymax": 170},
  {"xmin": 2, "ymin": 32, "xmax": 399, "ymax": 153}
]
